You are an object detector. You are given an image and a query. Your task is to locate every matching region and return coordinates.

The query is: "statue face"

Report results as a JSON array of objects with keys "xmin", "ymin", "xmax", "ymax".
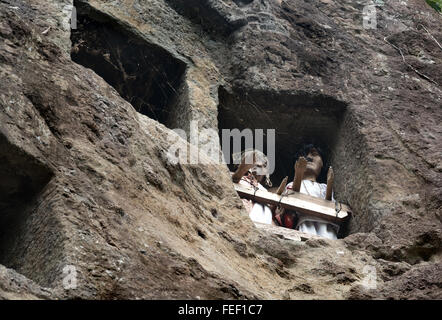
[
  {"xmin": 250, "ymin": 161, "xmax": 267, "ymax": 183},
  {"xmin": 305, "ymin": 148, "xmax": 323, "ymax": 178}
]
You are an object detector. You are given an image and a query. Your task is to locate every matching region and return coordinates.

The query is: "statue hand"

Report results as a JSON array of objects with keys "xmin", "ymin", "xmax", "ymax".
[
  {"xmin": 276, "ymin": 176, "xmax": 288, "ymax": 195},
  {"xmin": 232, "ymin": 151, "xmax": 257, "ymax": 183},
  {"xmin": 295, "ymin": 156, "xmax": 308, "ymax": 172}
]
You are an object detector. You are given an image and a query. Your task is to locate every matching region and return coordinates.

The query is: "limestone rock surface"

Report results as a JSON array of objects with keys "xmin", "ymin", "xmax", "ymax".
[{"xmin": 0, "ymin": 0, "xmax": 441, "ymax": 299}]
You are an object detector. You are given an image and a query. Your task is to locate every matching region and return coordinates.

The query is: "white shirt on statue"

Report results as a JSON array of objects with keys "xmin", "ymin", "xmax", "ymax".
[
  {"xmin": 239, "ymin": 177, "xmax": 273, "ymax": 225},
  {"xmin": 286, "ymin": 180, "xmax": 339, "ymax": 240}
]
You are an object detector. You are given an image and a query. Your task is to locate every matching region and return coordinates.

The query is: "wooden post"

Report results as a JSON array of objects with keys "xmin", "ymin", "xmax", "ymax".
[
  {"xmin": 326, "ymin": 166, "xmax": 334, "ymax": 201},
  {"xmin": 276, "ymin": 176, "xmax": 288, "ymax": 195}
]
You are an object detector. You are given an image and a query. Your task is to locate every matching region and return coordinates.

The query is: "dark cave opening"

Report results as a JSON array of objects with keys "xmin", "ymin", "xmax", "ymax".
[
  {"xmin": 71, "ymin": 1, "xmax": 187, "ymax": 128},
  {"xmin": 218, "ymin": 87, "xmax": 352, "ymax": 238},
  {"xmin": 0, "ymin": 133, "xmax": 53, "ymax": 271},
  {"xmin": 218, "ymin": 87, "xmax": 347, "ymax": 185}
]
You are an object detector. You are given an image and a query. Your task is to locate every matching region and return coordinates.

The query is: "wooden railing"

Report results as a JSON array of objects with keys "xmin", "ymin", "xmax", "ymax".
[{"xmin": 234, "ymin": 183, "xmax": 351, "ymax": 224}]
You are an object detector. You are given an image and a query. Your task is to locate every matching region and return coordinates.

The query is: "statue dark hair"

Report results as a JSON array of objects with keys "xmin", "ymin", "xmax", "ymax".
[{"xmin": 294, "ymin": 143, "xmax": 329, "ymax": 183}]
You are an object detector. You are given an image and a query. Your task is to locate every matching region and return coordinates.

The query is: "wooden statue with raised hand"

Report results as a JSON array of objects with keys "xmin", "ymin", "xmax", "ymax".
[
  {"xmin": 282, "ymin": 144, "xmax": 340, "ymax": 239},
  {"xmin": 231, "ymin": 150, "xmax": 275, "ymax": 225}
]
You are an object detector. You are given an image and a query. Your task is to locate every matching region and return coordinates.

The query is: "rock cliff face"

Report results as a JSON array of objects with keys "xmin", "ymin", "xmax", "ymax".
[{"xmin": 0, "ymin": 0, "xmax": 441, "ymax": 299}]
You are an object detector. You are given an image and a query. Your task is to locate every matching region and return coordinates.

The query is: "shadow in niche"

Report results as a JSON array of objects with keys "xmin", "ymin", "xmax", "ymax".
[
  {"xmin": 218, "ymin": 87, "xmax": 351, "ymax": 238},
  {"xmin": 0, "ymin": 133, "xmax": 53, "ymax": 273},
  {"xmin": 71, "ymin": 0, "xmax": 187, "ymax": 128}
]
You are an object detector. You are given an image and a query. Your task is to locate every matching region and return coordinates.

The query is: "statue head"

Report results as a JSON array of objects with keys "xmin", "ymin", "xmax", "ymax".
[
  {"xmin": 295, "ymin": 144, "xmax": 325, "ymax": 181},
  {"xmin": 234, "ymin": 149, "xmax": 272, "ymax": 186}
]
